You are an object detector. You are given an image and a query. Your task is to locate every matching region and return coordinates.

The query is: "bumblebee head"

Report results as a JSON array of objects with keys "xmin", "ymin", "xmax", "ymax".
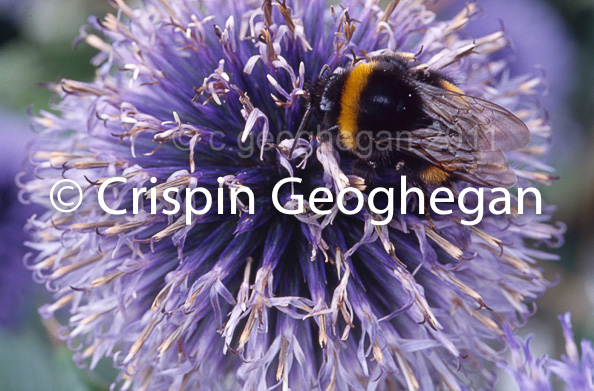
[{"xmin": 309, "ymin": 71, "xmax": 348, "ymax": 127}]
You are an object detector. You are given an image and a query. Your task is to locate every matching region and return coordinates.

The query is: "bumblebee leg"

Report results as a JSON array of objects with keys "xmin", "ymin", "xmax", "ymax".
[
  {"xmin": 417, "ymin": 182, "xmax": 439, "ymax": 233},
  {"xmin": 352, "ymin": 159, "xmax": 378, "ymax": 187},
  {"xmin": 446, "ymin": 181, "xmax": 460, "ymax": 198},
  {"xmin": 289, "ymin": 103, "xmax": 312, "ymax": 158},
  {"xmin": 425, "ymin": 206, "xmax": 438, "ymax": 232}
]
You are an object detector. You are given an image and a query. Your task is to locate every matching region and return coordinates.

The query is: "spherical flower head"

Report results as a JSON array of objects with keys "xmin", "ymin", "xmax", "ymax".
[{"xmin": 20, "ymin": 0, "xmax": 563, "ymax": 389}]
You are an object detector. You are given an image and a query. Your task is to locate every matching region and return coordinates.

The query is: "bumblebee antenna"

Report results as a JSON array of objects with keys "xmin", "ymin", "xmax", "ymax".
[
  {"xmin": 289, "ymin": 64, "xmax": 332, "ymax": 159},
  {"xmin": 289, "ymin": 102, "xmax": 311, "ymax": 158}
]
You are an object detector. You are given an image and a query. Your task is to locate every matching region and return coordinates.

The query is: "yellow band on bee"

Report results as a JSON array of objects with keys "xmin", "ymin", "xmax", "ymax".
[{"xmin": 338, "ymin": 62, "xmax": 375, "ymax": 149}]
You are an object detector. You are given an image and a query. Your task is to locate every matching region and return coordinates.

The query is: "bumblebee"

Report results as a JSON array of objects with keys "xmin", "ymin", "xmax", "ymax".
[{"xmin": 295, "ymin": 54, "xmax": 531, "ymax": 190}]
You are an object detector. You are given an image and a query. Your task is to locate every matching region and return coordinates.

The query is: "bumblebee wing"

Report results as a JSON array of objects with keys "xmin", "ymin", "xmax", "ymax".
[
  {"xmin": 416, "ymin": 83, "xmax": 531, "ymax": 152},
  {"xmin": 401, "ymin": 127, "xmax": 518, "ymax": 187},
  {"xmin": 402, "ymin": 83, "xmax": 531, "ymax": 187}
]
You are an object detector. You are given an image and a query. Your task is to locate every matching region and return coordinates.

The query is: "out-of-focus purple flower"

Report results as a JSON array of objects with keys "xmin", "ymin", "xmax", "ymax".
[
  {"xmin": 0, "ymin": 0, "xmax": 30, "ymax": 45},
  {"xmin": 20, "ymin": 1, "xmax": 562, "ymax": 389},
  {"xmin": 430, "ymin": 0, "xmax": 580, "ymax": 167},
  {"xmin": 502, "ymin": 313, "xmax": 594, "ymax": 390},
  {"xmin": 0, "ymin": 108, "xmax": 34, "ymax": 328},
  {"xmin": 430, "ymin": 0, "xmax": 576, "ymax": 101},
  {"xmin": 0, "ymin": 191, "xmax": 30, "ymax": 329}
]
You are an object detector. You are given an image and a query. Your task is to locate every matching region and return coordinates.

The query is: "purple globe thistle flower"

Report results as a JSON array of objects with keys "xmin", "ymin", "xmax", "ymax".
[
  {"xmin": 0, "ymin": 108, "xmax": 37, "ymax": 329},
  {"xmin": 502, "ymin": 313, "xmax": 594, "ymax": 390},
  {"xmin": 20, "ymin": 0, "xmax": 563, "ymax": 389}
]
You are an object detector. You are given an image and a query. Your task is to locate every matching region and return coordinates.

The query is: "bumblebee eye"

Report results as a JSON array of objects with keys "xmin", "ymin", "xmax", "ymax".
[
  {"xmin": 319, "ymin": 97, "xmax": 334, "ymax": 111},
  {"xmin": 319, "ymin": 74, "xmax": 342, "ymax": 112}
]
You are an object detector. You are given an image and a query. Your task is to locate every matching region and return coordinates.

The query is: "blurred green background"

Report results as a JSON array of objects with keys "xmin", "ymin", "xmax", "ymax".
[{"xmin": 0, "ymin": 0, "xmax": 593, "ymax": 389}]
